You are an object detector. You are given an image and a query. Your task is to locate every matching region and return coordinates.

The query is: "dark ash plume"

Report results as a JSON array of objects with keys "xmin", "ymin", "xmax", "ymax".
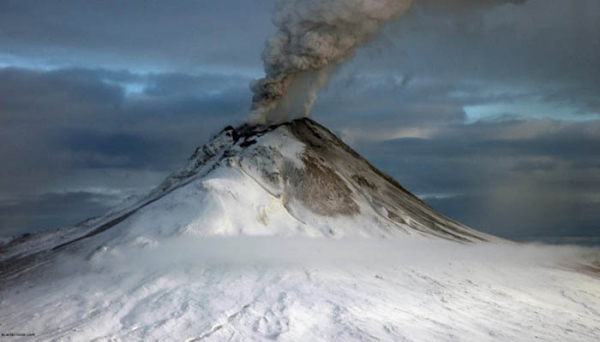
[
  {"xmin": 250, "ymin": 0, "xmax": 415, "ymax": 124},
  {"xmin": 250, "ymin": 0, "xmax": 527, "ymax": 125}
]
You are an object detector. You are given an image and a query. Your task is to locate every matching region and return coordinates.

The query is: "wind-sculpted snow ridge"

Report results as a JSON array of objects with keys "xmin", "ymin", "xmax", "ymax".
[{"xmin": 1, "ymin": 118, "xmax": 600, "ymax": 341}]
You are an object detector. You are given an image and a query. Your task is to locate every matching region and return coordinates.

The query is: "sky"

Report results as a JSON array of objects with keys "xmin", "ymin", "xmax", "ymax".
[{"xmin": 0, "ymin": 0, "xmax": 599, "ymax": 242}]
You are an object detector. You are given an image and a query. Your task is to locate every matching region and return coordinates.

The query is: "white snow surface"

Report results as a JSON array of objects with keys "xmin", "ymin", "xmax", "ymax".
[
  {"xmin": 1, "ymin": 238, "xmax": 600, "ymax": 341},
  {"xmin": 1, "ymin": 119, "xmax": 599, "ymax": 341}
]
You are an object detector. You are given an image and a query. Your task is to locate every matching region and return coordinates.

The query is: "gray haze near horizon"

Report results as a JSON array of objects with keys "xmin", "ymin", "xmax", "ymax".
[{"xmin": 0, "ymin": 0, "xmax": 599, "ymax": 243}]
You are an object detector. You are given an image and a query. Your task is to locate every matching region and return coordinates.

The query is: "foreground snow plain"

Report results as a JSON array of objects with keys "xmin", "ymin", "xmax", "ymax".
[{"xmin": 1, "ymin": 238, "xmax": 599, "ymax": 342}]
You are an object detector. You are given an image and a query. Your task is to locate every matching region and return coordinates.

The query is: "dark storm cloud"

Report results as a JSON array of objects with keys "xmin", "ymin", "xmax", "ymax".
[
  {"xmin": 0, "ymin": 0, "xmax": 274, "ymax": 70},
  {"xmin": 541, "ymin": 86, "xmax": 600, "ymax": 115},
  {"xmin": 0, "ymin": 65, "xmax": 250, "ymax": 128},
  {"xmin": 512, "ymin": 161, "xmax": 557, "ymax": 173},
  {"xmin": 0, "ymin": 191, "xmax": 120, "ymax": 236},
  {"xmin": 359, "ymin": 0, "xmax": 600, "ymax": 115},
  {"xmin": 0, "ymin": 66, "xmax": 250, "ymax": 201},
  {"xmin": 356, "ymin": 118, "xmax": 600, "ymax": 181},
  {"xmin": 569, "ymin": 161, "xmax": 600, "ymax": 171},
  {"xmin": 348, "ymin": 118, "xmax": 600, "ymax": 239},
  {"xmin": 372, "ymin": 122, "xmax": 600, "ymax": 161},
  {"xmin": 0, "ymin": 67, "xmax": 124, "ymax": 122},
  {"xmin": 417, "ymin": 0, "xmax": 527, "ymax": 11},
  {"xmin": 58, "ymin": 131, "xmax": 177, "ymax": 170},
  {"xmin": 313, "ymin": 72, "xmax": 535, "ymax": 142},
  {"xmin": 143, "ymin": 72, "xmax": 249, "ymax": 97},
  {"xmin": 427, "ymin": 194, "xmax": 600, "ymax": 240}
]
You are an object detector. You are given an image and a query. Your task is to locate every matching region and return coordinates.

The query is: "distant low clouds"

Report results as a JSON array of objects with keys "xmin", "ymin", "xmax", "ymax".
[
  {"xmin": 0, "ymin": 190, "xmax": 123, "ymax": 237},
  {"xmin": 427, "ymin": 193, "xmax": 600, "ymax": 239},
  {"xmin": 0, "ymin": 66, "xmax": 251, "ymax": 203},
  {"xmin": 58, "ymin": 131, "xmax": 174, "ymax": 170},
  {"xmin": 353, "ymin": 117, "xmax": 600, "ymax": 191},
  {"xmin": 348, "ymin": 117, "xmax": 600, "ymax": 239}
]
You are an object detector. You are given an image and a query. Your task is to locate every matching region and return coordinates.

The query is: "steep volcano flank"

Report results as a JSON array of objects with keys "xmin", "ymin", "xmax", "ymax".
[
  {"xmin": 285, "ymin": 119, "xmax": 490, "ymax": 242},
  {"xmin": 287, "ymin": 119, "xmax": 421, "ymax": 202},
  {"xmin": 284, "ymin": 153, "xmax": 360, "ymax": 217}
]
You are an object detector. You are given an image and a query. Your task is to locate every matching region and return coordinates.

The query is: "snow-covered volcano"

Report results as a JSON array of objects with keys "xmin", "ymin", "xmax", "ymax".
[
  {"xmin": 1, "ymin": 118, "xmax": 496, "ymax": 272},
  {"xmin": 1, "ymin": 119, "xmax": 599, "ymax": 341},
  {"xmin": 78, "ymin": 117, "xmax": 497, "ymax": 243}
]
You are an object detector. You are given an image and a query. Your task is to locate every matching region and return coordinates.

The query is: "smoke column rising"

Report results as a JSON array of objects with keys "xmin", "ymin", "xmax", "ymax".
[
  {"xmin": 250, "ymin": 0, "xmax": 415, "ymax": 124},
  {"xmin": 249, "ymin": 0, "xmax": 528, "ymax": 125}
]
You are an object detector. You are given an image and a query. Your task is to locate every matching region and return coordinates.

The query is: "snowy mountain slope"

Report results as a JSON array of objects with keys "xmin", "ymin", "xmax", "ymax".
[
  {"xmin": 1, "ymin": 118, "xmax": 498, "ymax": 278},
  {"xmin": 91, "ymin": 117, "xmax": 497, "ymax": 243},
  {"xmin": 1, "ymin": 118, "xmax": 599, "ymax": 341}
]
